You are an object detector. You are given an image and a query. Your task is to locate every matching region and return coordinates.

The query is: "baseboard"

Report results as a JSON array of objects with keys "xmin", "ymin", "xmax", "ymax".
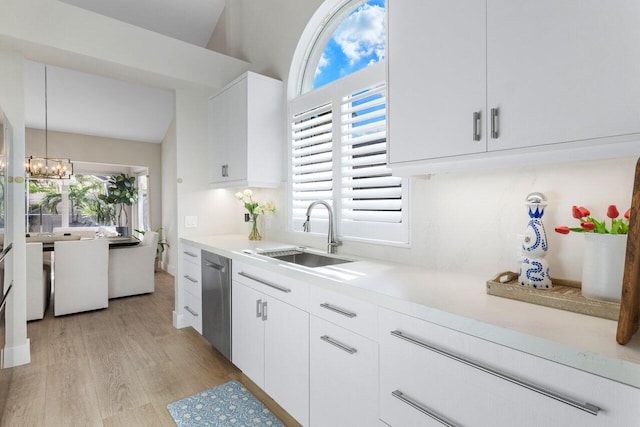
[
  {"xmin": 173, "ymin": 311, "xmax": 186, "ymax": 329},
  {"xmin": 2, "ymin": 338, "xmax": 31, "ymax": 368},
  {"xmin": 165, "ymin": 262, "xmax": 176, "ymax": 276}
]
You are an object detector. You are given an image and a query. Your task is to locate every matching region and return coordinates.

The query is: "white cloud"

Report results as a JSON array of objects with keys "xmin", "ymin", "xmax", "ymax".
[
  {"xmin": 332, "ymin": 4, "xmax": 385, "ymax": 65},
  {"xmin": 315, "ymin": 52, "xmax": 330, "ymax": 76}
]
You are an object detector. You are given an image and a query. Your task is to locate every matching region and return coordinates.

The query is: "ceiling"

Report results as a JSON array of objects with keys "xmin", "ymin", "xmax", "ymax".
[
  {"xmin": 59, "ymin": 0, "xmax": 226, "ymax": 47},
  {"xmin": 24, "ymin": 61, "xmax": 174, "ymax": 144},
  {"xmin": 22, "ymin": 1, "xmax": 229, "ymax": 144}
]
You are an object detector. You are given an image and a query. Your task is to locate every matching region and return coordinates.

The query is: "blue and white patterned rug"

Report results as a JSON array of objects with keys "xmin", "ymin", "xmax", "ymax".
[{"xmin": 166, "ymin": 380, "xmax": 284, "ymax": 426}]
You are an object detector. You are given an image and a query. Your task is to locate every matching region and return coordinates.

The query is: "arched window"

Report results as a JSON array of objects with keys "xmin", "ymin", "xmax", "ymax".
[
  {"xmin": 301, "ymin": 0, "xmax": 386, "ymax": 93},
  {"xmin": 288, "ymin": 0, "xmax": 409, "ymax": 245}
]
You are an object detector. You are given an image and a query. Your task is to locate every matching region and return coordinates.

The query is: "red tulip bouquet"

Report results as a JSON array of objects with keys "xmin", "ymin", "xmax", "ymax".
[{"xmin": 555, "ymin": 205, "xmax": 630, "ymax": 235}]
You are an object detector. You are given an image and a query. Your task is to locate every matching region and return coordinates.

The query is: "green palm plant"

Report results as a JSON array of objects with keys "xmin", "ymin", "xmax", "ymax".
[{"xmin": 98, "ymin": 173, "xmax": 138, "ymax": 229}]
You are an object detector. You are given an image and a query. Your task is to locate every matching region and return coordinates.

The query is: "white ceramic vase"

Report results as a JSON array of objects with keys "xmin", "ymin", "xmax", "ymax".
[{"xmin": 581, "ymin": 233, "xmax": 628, "ymax": 302}]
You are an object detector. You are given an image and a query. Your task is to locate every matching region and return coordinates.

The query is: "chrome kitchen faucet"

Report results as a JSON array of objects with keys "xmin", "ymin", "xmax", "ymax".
[{"xmin": 303, "ymin": 200, "xmax": 341, "ymax": 254}]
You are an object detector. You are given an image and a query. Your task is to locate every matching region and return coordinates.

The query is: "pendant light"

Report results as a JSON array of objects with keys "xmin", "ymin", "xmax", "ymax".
[{"xmin": 25, "ymin": 65, "xmax": 73, "ymax": 180}]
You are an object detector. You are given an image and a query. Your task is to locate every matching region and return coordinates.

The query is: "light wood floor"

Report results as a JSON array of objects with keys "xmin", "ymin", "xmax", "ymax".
[{"xmin": 0, "ymin": 271, "xmax": 300, "ymax": 427}]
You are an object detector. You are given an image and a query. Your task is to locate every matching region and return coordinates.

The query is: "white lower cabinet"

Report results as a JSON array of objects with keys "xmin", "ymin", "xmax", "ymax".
[
  {"xmin": 181, "ymin": 244, "xmax": 202, "ymax": 333},
  {"xmin": 379, "ymin": 307, "xmax": 640, "ymax": 427},
  {"xmin": 231, "ymin": 279, "xmax": 309, "ymax": 426},
  {"xmin": 309, "ymin": 315, "xmax": 378, "ymax": 427}
]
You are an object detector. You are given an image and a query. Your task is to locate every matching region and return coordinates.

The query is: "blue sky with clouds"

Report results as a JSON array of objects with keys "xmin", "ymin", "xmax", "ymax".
[{"xmin": 313, "ymin": 0, "xmax": 385, "ymax": 89}]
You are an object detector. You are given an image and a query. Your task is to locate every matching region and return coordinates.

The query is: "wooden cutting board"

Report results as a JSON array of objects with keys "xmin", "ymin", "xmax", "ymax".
[{"xmin": 617, "ymin": 157, "xmax": 640, "ymax": 345}]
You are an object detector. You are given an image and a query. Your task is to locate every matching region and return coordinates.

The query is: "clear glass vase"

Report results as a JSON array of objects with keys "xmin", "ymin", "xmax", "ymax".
[{"xmin": 248, "ymin": 214, "xmax": 262, "ymax": 240}]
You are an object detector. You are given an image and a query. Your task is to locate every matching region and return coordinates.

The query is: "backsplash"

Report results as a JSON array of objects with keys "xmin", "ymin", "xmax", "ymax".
[{"xmin": 220, "ymin": 156, "xmax": 637, "ymax": 282}]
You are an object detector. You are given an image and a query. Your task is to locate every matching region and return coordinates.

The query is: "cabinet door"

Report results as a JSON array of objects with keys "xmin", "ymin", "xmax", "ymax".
[
  {"xmin": 309, "ymin": 316, "xmax": 378, "ymax": 427},
  {"xmin": 388, "ymin": 0, "xmax": 486, "ymax": 163},
  {"xmin": 231, "ymin": 280, "xmax": 264, "ymax": 388},
  {"xmin": 264, "ymin": 296, "xmax": 309, "ymax": 426},
  {"xmin": 208, "ymin": 87, "xmax": 231, "ymax": 184},
  {"xmin": 487, "ymin": 0, "xmax": 640, "ymax": 151},
  {"xmin": 224, "ymin": 78, "xmax": 248, "ymax": 183}
]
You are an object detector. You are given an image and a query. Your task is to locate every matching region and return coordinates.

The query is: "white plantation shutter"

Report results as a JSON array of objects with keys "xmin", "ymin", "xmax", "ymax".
[
  {"xmin": 290, "ymin": 102, "xmax": 334, "ymax": 232},
  {"xmin": 289, "ymin": 61, "xmax": 408, "ymax": 244}
]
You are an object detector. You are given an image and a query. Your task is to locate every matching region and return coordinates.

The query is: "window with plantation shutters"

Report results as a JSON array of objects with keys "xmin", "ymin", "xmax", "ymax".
[
  {"xmin": 289, "ymin": 61, "xmax": 408, "ymax": 244},
  {"xmin": 291, "ymin": 102, "xmax": 334, "ymax": 231}
]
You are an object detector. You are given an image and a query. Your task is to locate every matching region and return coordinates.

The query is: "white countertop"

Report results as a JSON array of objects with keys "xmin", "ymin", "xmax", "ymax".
[{"xmin": 181, "ymin": 234, "xmax": 640, "ymax": 389}]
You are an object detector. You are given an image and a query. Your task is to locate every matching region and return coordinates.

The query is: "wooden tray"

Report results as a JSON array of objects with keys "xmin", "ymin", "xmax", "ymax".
[
  {"xmin": 617, "ymin": 157, "xmax": 640, "ymax": 344},
  {"xmin": 486, "ymin": 271, "xmax": 620, "ymax": 321}
]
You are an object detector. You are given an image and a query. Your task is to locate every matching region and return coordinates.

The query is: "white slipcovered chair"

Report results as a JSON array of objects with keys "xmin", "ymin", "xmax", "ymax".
[
  {"xmin": 54, "ymin": 238, "xmax": 109, "ymax": 316},
  {"xmin": 26, "ymin": 242, "xmax": 51, "ymax": 321},
  {"xmin": 108, "ymin": 231, "xmax": 158, "ymax": 299}
]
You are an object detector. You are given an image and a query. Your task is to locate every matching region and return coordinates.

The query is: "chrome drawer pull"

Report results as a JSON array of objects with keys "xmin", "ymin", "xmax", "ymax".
[
  {"xmin": 392, "ymin": 390, "xmax": 457, "ymax": 427},
  {"xmin": 184, "ymin": 306, "xmax": 198, "ymax": 316},
  {"xmin": 238, "ymin": 272, "xmax": 292, "ymax": 293},
  {"xmin": 473, "ymin": 111, "xmax": 481, "ymax": 141},
  {"xmin": 320, "ymin": 302, "xmax": 357, "ymax": 318},
  {"xmin": 490, "ymin": 107, "xmax": 499, "ymax": 139},
  {"xmin": 320, "ymin": 335, "xmax": 357, "ymax": 354},
  {"xmin": 390, "ymin": 330, "xmax": 600, "ymax": 416},
  {"xmin": 262, "ymin": 301, "xmax": 268, "ymax": 321},
  {"xmin": 184, "ymin": 251, "xmax": 198, "ymax": 258},
  {"xmin": 183, "ymin": 275, "xmax": 198, "ymax": 283},
  {"xmin": 256, "ymin": 299, "xmax": 262, "ymax": 318},
  {"xmin": 204, "ymin": 261, "xmax": 225, "ymax": 271}
]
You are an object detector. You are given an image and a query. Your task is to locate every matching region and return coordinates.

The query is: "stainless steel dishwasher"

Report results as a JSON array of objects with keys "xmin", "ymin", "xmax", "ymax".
[{"xmin": 201, "ymin": 251, "xmax": 232, "ymax": 360}]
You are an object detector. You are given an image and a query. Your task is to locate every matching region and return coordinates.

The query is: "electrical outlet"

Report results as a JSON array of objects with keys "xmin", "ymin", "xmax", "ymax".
[{"xmin": 244, "ymin": 213, "xmax": 250, "ymax": 222}]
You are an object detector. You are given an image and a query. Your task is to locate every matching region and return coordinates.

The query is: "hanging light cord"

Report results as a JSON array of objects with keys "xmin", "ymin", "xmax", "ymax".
[{"xmin": 44, "ymin": 65, "xmax": 48, "ymax": 159}]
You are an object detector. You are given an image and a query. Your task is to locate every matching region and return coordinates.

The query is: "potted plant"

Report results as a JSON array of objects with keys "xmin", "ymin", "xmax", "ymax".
[
  {"xmin": 135, "ymin": 228, "xmax": 169, "ymax": 271},
  {"xmin": 99, "ymin": 173, "xmax": 138, "ymax": 236}
]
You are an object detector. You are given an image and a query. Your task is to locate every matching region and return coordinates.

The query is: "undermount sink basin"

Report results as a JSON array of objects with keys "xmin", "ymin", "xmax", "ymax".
[{"xmin": 258, "ymin": 249, "xmax": 352, "ymax": 268}]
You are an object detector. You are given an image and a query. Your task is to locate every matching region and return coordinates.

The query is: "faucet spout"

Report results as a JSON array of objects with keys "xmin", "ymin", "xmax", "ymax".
[{"xmin": 303, "ymin": 200, "xmax": 341, "ymax": 254}]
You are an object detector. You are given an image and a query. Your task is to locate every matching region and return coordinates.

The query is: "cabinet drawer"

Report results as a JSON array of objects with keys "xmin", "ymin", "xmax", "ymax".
[
  {"xmin": 379, "ymin": 308, "xmax": 640, "ymax": 427},
  {"xmin": 182, "ymin": 260, "xmax": 201, "ymax": 298},
  {"xmin": 183, "ymin": 290, "xmax": 202, "ymax": 334},
  {"xmin": 310, "ymin": 315, "xmax": 379, "ymax": 427},
  {"xmin": 182, "ymin": 243, "xmax": 201, "ymax": 264},
  {"xmin": 233, "ymin": 261, "xmax": 308, "ymax": 311},
  {"xmin": 309, "ymin": 286, "xmax": 377, "ymax": 340},
  {"xmin": 182, "ymin": 262, "xmax": 202, "ymax": 299}
]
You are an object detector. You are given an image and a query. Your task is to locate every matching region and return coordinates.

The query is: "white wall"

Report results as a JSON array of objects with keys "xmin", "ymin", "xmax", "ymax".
[
  {"xmin": 211, "ymin": 0, "xmax": 638, "ymax": 283},
  {"xmin": 161, "ymin": 119, "xmax": 177, "ymax": 275}
]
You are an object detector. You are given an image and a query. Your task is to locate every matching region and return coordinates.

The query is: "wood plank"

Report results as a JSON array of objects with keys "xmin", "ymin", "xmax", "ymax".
[
  {"xmin": 0, "ymin": 364, "xmax": 46, "ymax": 426},
  {"xmin": 618, "ymin": 157, "xmax": 640, "ymax": 344},
  {"xmin": 102, "ymin": 403, "xmax": 169, "ymax": 427},
  {"xmin": 44, "ymin": 358, "xmax": 103, "ymax": 427},
  {"xmin": 87, "ymin": 351, "xmax": 151, "ymax": 419}
]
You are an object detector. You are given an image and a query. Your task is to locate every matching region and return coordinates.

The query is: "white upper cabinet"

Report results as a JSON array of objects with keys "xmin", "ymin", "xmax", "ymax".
[
  {"xmin": 208, "ymin": 71, "xmax": 283, "ymax": 188},
  {"xmin": 388, "ymin": 0, "xmax": 487, "ymax": 163},
  {"xmin": 487, "ymin": 0, "xmax": 640, "ymax": 151},
  {"xmin": 388, "ymin": 0, "xmax": 640, "ymax": 173}
]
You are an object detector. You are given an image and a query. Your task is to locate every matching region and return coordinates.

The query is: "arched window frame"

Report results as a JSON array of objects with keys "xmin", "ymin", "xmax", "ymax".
[{"xmin": 287, "ymin": 0, "xmax": 410, "ymax": 246}]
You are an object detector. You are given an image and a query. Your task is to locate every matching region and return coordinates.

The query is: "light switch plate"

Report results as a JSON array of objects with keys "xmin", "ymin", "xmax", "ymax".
[{"xmin": 185, "ymin": 215, "xmax": 197, "ymax": 228}]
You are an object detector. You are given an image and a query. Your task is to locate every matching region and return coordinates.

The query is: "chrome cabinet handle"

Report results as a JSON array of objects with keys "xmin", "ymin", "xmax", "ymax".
[
  {"xmin": 320, "ymin": 335, "xmax": 357, "ymax": 354},
  {"xmin": 184, "ymin": 251, "xmax": 198, "ymax": 258},
  {"xmin": 238, "ymin": 272, "xmax": 292, "ymax": 293},
  {"xmin": 390, "ymin": 330, "xmax": 600, "ymax": 416},
  {"xmin": 184, "ymin": 305, "xmax": 198, "ymax": 316},
  {"xmin": 490, "ymin": 107, "xmax": 499, "ymax": 139},
  {"xmin": 320, "ymin": 303, "xmax": 357, "ymax": 318},
  {"xmin": 204, "ymin": 261, "xmax": 225, "ymax": 271},
  {"xmin": 392, "ymin": 390, "xmax": 457, "ymax": 427},
  {"xmin": 183, "ymin": 275, "xmax": 198, "ymax": 283},
  {"xmin": 256, "ymin": 299, "xmax": 262, "ymax": 318},
  {"xmin": 262, "ymin": 301, "xmax": 268, "ymax": 321},
  {"xmin": 473, "ymin": 111, "xmax": 481, "ymax": 141}
]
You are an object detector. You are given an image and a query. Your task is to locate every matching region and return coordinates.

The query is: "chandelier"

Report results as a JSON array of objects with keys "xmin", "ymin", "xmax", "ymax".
[{"xmin": 25, "ymin": 65, "xmax": 73, "ymax": 180}]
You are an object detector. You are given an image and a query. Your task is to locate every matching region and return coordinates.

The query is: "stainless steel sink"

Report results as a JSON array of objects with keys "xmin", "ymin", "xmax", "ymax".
[{"xmin": 257, "ymin": 248, "xmax": 352, "ymax": 268}]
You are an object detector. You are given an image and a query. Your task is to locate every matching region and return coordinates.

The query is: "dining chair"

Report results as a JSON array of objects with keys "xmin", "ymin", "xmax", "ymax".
[
  {"xmin": 54, "ymin": 238, "xmax": 109, "ymax": 316},
  {"xmin": 108, "ymin": 231, "xmax": 158, "ymax": 299},
  {"xmin": 26, "ymin": 242, "xmax": 51, "ymax": 321}
]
